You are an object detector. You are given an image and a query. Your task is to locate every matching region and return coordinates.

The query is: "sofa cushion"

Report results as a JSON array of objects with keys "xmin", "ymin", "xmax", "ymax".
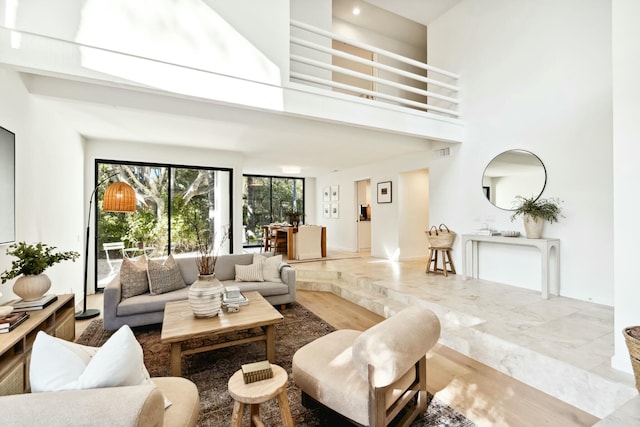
[
  {"xmin": 174, "ymin": 255, "xmax": 199, "ymax": 285},
  {"xmin": 120, "ymin": 256, "xmax": 149, "ymax": 299},
  {"xmin": 253, "ymin": 254, "xmax": 283, "ymax": 283},
  {"xmin": 147, "ymin": 254, "xmax": 187, "ymax": 295},
  {"xmin": 235, "ymin": 263, "xmax": 264, "ymax": 282},
  {"xmin": 227, "ymin": 280, "xmax": 289, "ymax": 297},
  {"xmin": 214, "ymin": 253, "xmax": 255, "ymax": 281},
  {"xmin": 30, "ymin": 325, "xmax": 150, "ymax": 392},
  {"xmin": 117, "ymin": 286, "xmax": 190, "ymax": 316}
]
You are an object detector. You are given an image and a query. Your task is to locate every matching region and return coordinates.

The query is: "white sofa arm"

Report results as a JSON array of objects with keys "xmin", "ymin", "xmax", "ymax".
[{"xmin": 0, "ymin": 384, "xmax": 164, "ymax": 427}]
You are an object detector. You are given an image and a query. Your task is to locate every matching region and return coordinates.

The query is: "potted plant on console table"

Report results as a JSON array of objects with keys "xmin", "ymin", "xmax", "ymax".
[
  {"xmin": 1, "ymin": 242, "xmax": 79, "ymax": 301},
  {"xmin": 510, "ymin": 195, "xmax": 563, "ymax": 239}
]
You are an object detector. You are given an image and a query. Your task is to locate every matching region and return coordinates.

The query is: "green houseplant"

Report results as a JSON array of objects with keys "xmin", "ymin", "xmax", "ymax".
[
  {"xmin": 1, "ymin": 242, "xmax": 79, "ymax": 301},
  {"xmin": 510, "ymin": 196, "xmax": 563, "ymax": 238}
]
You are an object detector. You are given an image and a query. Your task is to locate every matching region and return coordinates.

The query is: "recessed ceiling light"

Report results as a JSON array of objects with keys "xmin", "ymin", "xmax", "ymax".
[
  {"xmin": 352, "ymin": 7, "xmax": 361, "ymax": 15},
  {"xmin": 282, "ymin": 166, "xmax": 301, "ymax": 174}
]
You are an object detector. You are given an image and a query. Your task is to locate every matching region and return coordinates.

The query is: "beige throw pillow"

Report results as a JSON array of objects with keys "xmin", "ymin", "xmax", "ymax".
[
  {"xmin": 147, "ymin": 254, "xmax": 186, "ymax": 295},
  {"xmin": 120, "ymin": 256, "xmax": 149, "ymax": 299},
  {"xmin": 235, "ymin": 263, "xmax": 264, "ymax": 282},
  {"xmin": 253, "ymin": 254, "xmax": 283, "ymax": 283}
]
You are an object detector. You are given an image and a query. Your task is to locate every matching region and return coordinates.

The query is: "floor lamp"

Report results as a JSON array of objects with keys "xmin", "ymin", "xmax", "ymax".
[{"xmin": 75, "ymin": 176, "xmax": 136, "ymax": 320}]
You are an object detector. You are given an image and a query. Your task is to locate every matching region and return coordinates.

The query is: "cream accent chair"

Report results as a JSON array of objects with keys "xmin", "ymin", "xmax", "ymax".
[
  {"xmin": 294, "ymin": 225, "xmax": 323, "ymax": 260},
  {"xmin": 292, "ymin": 306, "xmax": 441, "ymax": 427}
]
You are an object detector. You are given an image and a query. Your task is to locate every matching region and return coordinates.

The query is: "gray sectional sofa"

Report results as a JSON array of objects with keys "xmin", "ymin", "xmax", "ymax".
[{"xmin": 103, "ymin": 253, "xmax": 296, "ymax": 331}]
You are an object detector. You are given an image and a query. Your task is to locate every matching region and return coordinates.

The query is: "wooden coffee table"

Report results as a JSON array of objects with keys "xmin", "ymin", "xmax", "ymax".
[{"xmin": 160, "ymin": 291, "xmax": 284, "ymax": 376}]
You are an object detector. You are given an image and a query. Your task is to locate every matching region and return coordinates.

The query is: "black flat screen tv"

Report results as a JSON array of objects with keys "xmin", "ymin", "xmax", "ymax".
[{"xmin": 0, "ymin": 126, "xmax": 15, "ymax": 244}]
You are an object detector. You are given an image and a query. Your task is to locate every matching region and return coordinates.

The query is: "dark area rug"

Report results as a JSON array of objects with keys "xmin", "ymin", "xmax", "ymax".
[{"xmin": 77, "ymin": 303, "xmax": 475, "ymax": 426}]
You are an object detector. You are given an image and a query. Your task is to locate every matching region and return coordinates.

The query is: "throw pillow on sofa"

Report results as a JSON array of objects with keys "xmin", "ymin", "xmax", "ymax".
[
  {"xmin": 235, "ymin": 262, "xmax": 264, "ymax": 282},
  {"xmin": 253, "ymin": 254, "xmax": 283, "ymax": 283},
  {"xmin": 147, "ymin": 254, "xmax": 186, "ymax": 295},
  {"xmin": 120, "ymin": 256, "xmax": 149, "ymax": 299},
  {"xmin": 31, "ymin": 325, "xmax": 148, "ymax": 391}
]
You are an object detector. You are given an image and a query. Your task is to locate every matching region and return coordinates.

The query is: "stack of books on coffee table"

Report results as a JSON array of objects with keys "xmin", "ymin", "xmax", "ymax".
[
  {"xmin": 223, "ymin": 286, "xmax": 248, "ymax": 306},
  {"xmin": 8, "ymin": 294, "xmax": 58, "ymax": 312}
]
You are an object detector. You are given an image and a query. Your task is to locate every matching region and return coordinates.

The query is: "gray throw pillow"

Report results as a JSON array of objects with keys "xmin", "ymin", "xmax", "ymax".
[
  {"xmin": 120, "ymin": 256, "xmax": 149, "ymax": 299},
  {"xmin": 147, "ymin": 254, "xmax": 187, "ymax": 295}
]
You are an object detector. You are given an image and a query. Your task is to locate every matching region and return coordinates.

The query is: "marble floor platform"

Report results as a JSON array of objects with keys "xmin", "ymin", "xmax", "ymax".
[{"xmin": 292, "ymin": 254, "xmax": 636, "ymax": 419}]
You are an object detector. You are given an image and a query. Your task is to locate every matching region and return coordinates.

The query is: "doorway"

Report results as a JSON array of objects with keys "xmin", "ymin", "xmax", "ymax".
[{"xmin": 356, "ymin": 179, "xmax": 371, "ymax": 252}]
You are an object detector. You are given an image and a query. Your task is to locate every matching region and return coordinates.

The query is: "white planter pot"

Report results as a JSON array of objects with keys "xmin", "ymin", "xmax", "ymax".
[
  {"xmin": 188, "ymin": 274, "xmax": 224, "ymax": 318},
  {"xmin": 523, "ymin": 214, "xmax": 544, "ymax": 239},
  {"xmin": 13, "ymin": 274, "xmax": 51, "ymax": 301}
]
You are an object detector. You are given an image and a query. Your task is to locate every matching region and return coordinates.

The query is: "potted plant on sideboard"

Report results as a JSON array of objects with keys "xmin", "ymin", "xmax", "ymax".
[
  {"xmin": 1, "ymin": 242, "xmax": 79, "ymax": 301},
  {"xmin": 510, "ymin": 195, "xmax": 563, "ymax": 239}
]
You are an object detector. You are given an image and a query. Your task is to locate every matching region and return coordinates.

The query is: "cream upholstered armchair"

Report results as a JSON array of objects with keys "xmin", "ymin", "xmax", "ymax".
[{"xmin": 292, "ymin": 306, "xmax": 441, "ymax": 427}]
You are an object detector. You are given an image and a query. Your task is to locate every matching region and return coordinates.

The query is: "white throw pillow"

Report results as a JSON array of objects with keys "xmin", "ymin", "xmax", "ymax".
[
  {"xmin": 253, "ymin": 254, "xmax": 282, "ymax": 283},
  {"xmin": 235, "ymin": 263, "xmax": 264, "ymax": 282},
  {"xmin": 76, "ymin": 325, "xmax": 149, "ymax": 389},
  {"xmin": 31, "ymin": 325, "xmax": 148, "ymax": 391},
  {"xmin": 30, "ymin": 332, "xmax": 98, "ymax": 392},
  {"xmin": 30, "ymin": 326, "xmax": 172, "ymax": 407}
]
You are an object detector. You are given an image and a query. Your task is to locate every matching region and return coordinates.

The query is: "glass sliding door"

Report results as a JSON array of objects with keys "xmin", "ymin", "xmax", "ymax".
[
  {"xmin": 95, "ymin": 161, "xmax": 232, "ymax": 290},
  {"xmin": 243, "ymin": 175, "xmax": 304, "ymax": 248}
]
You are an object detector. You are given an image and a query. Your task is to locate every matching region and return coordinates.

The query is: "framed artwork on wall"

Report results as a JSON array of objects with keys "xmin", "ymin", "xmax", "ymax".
[
  {"xmin": 331, "ymin": 203, "xmax": 339, "ymax": 219},
  {"xmin": 323, "ymin": 204, "xmax": 330, "ymax": 218},
  {"xmin": 323, "ymin": 187, "xmax": 331, "ymax": 202},
  {"xmin": 377, "ymin": 181, "xmax": 392, "ymax": 204},
  {"xmin": 330, "ymin": 185, "xmax": 339, "ymax": 201}
]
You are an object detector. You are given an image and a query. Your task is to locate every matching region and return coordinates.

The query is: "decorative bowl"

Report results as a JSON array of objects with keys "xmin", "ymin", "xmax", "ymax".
[{"xmin": 501, "ymin": 230, "xmax": 520, "ymax": 237}]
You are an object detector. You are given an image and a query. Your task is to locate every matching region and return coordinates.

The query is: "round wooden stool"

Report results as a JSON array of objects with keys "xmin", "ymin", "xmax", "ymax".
[
  {"xmin": 426, "ymin": 246, "xmax": 456, "ymax": 276},
  {"xmin": 228, "ymin": 364, "xmax": 293, "ymax": 427}
]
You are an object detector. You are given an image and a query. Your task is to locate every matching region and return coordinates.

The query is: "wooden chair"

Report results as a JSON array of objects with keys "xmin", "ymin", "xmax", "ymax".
[
  {"xmin": 292, "ymin": 306, "xmax": 441, "ymax": 427},
  {"xmin": 269, "ymin": 228, "xmax": 287, "ymax": 255}
]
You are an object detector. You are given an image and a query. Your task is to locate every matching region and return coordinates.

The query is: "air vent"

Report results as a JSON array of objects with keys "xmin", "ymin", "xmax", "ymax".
[{"xmin": 437, "ymin": 147, "xmax": 451, "ymax": 157}]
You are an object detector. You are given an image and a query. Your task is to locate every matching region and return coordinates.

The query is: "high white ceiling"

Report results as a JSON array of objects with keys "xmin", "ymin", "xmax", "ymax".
[{"xmin": 17, "ymin": 1, "xmax": 461, "ymax": 178}]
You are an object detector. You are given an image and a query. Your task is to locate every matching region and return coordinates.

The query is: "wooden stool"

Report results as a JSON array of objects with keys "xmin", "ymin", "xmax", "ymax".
[
  {"xmin": 228, "ymin": 364, "xmax": 293, "ymax": 427},
  {"xmin": 426, "ymin": 246, "xmax": 456, "ymax": 277}
]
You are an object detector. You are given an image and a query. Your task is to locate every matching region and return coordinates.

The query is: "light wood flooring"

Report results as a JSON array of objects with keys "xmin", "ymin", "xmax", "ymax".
[{"xmin": 77, "ymin": 291, "xmax": 598, "ymax": 427}]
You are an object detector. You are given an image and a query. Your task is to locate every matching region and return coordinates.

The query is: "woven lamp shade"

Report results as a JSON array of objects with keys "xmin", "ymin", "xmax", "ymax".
[{"xmin": 102, "ymin": 182, "xmax": 136, "ymax": 212}]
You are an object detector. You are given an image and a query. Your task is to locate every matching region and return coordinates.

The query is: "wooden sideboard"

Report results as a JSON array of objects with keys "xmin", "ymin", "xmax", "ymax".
[{"xmin": 0, "ymin": 294, "xmax": 75, "ymax": 395}]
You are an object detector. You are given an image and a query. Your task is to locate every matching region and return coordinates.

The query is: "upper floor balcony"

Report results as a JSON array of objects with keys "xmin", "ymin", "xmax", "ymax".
[{"xmin": 0, "ymin": 0, "xmax": 463, "ymax": 143}]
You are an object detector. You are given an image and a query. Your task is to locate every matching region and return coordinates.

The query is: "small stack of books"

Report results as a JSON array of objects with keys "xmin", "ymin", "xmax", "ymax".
[
  {"xmin": 223, "ymin": 286, "xmax": 248, "ymax": 307},
  {"xmin": 241, "ymin": 360, "xmax": 273, "ymax": 384},
  {"xmin": 9, "ymin": 294, "xmax": 58, "ymax": 312},
  {"xmin": 0, "ymin": 311, "xmax": 30, "ymax": 333}
]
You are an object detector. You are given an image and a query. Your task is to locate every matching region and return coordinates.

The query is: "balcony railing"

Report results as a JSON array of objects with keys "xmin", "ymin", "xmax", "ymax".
[{"xmin": 289, "ymin": 20, "xmax": 460, "ymax": 118}]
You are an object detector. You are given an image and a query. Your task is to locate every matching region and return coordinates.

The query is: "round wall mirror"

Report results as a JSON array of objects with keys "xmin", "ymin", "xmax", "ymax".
[{"xmin": 482, "ymin": 150, "xmax": 546, "ymax": 210}]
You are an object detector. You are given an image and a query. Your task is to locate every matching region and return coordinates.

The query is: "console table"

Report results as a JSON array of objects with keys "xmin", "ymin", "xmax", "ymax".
[{"xmin": 460, "ymin": 234, "xmax": 560, "ymax": 299}]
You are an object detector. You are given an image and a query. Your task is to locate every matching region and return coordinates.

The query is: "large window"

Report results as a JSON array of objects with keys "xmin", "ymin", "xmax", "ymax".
[
  {"xmin": 95, "ymin": 161, "xmax": 232, "ymax": 290},
  {"xmin": 243, "ymin": 175, "xmax": 304, "ymax": 247}
]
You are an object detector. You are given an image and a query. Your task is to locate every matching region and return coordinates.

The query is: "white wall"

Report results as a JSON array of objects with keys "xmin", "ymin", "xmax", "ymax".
[
  {"xmin": 399, "ymin": 169, "xmax": 429, "ymax": 261},
  {"xmin": 0, "ymin": 69, "xmax": 85, "ymax": 305},
  {"xmin": 612, "ymin": 0, "xmax": 640, "ymax": 373},
  {"xmin": 315, "ymin": 149, "xmax": 435, "ymax": 258},
  {"xmin": 428, "ymin": 0, "xmax": 613, "ymax": 304}
]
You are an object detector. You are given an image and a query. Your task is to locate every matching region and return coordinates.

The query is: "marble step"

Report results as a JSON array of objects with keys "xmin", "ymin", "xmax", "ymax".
[{"xmin": 295, "ymin": 269, "xmax": 636, "ymax": 418}]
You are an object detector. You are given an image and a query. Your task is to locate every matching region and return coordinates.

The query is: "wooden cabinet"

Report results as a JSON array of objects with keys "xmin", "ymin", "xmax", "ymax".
[{"xmin": 0, "ymin": 294, "xmax": 75, "ymax": 395}]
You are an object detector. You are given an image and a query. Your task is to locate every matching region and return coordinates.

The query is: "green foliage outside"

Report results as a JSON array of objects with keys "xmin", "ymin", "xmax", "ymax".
[
  {"xmin": 96, "ymin": 164, "xmax": 227, "ymax": 259},
  {"xmin": 243, "ymin": 176, "xmax": 304, "ymax": 245}
]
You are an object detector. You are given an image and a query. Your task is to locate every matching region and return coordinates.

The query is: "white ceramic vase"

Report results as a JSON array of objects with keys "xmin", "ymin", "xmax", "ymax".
[
  {"xmin": 188, "ymin": 274, "xmax": 224, "ymax": 318},
  {"xmin": 523, "ymin": 214, "xmax": 544, "ymax": 239},
  {"xmin": 13, "ymin": 274, "xmax": 51, "ymax": 301}
]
